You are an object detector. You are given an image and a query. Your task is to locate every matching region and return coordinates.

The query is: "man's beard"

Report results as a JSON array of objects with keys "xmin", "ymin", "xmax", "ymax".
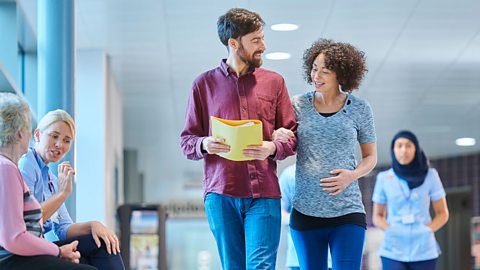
[{"xmin": 238, "ymin": 43, "xmax": 263, "ymax": 68}]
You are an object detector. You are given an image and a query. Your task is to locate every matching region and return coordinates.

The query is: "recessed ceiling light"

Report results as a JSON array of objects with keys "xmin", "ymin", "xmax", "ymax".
[
  {"xmin": 265, "ymin": 52, "xmax": 291, "ymax": 60},
  {"xmin": 271, "ymin": 24, "xmax": 299, "ymax": 31},
  {"xmin": 455, "ymin": 137, "xmax": 476, "ymax": 146}
]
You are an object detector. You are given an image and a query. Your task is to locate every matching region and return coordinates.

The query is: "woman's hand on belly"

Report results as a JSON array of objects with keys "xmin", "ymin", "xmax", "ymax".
[{"xmin": 319, "ymin": 168, "xmax": 356, "ymax": 196}]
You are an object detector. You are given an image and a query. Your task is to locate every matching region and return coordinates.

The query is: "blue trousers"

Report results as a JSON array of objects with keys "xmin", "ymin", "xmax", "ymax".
[
  {"xmin": 381, "ymin": 256, "xmax": 437, "ymax": 270},
  {"xmin": 204, "ymin": 193, "xmax": 281, "ymax": 270},
  {"xmin": 291, "ymin": 224, "xmax": 365, "ymax": 270},
  {"xmin": 55, "ymin": 234, "xmax": 124, "ymax": 270}
]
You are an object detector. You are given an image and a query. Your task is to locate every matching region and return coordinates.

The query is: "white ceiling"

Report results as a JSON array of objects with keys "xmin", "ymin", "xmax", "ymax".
[{"xmin": 18, "ymin": 0, "xmax": 480, "ymax": 199}]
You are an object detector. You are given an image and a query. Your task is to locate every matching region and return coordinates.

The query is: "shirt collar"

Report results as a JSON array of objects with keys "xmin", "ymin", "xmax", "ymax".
[
  {"xmin": 31, "ymin": 147, "xmax": 49, "ymax": 172},
  {"xmin": 219, "ymin": 59, "xmax": 255, "ymax": 77}
]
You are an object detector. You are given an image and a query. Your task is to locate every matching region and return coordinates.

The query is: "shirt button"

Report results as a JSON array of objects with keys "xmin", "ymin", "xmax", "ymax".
[{"xmin": 250, "ymin": 173, "xmax": 256, "ymax": 179}]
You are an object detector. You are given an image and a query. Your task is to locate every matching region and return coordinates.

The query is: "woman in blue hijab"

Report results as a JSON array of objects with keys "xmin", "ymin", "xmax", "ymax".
[{"xmin": 372, "ymin": 130, "xmax": 449, "ymax": 270}]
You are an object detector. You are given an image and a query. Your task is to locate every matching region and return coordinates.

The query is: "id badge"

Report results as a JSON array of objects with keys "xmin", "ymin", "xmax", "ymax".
[{"xmin": 402, "ymin": 214, "xmax": 415, "ymax": 224}]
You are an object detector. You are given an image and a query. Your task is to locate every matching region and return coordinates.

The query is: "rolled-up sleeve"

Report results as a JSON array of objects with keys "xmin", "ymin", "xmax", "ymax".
[
  {"xmin": 271, "ymin": 79, "xmax": 297, "ymax": 161},
  {"xmin": 53, "ymin": 203, "xmax": 73, "ymax": 240},
  {"xmin": 180, "ymin": 82, "xmax": 208, "ymax": 161}
]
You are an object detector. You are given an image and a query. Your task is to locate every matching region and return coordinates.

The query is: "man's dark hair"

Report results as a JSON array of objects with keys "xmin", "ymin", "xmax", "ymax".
[{"xmin": 217, "ymin": 8, "xmax": 265, "ymax": 47}]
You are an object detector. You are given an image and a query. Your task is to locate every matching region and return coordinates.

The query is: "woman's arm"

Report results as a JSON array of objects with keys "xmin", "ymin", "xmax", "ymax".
[
  {"xmin": 41, "ymin": 162, "xmax": 75, "ymax": 221},
  {"xmin": 0, "ymin": 164, "xmax": 58, "ymax": 256},
  {"xmin": 20, "ymin": 157, "xmax": 74, "ymax": 222},
  {"xmin": 428, "ymin": 197, "xmax": 449, "ymax": 232},
  {"xmin": 40, "ymin": 192, "xmax": 69, "ymax": 221},
  {"xmin": 352, "ymin": 142, "xmax": 377, "ymax": 179},
  {"xmin": 372, "ymin": 203, "xmax": 389, "ymax": 230},
  {"xmin": 66, "ymin": 222, "xmax": 92, "ymax": 238}
]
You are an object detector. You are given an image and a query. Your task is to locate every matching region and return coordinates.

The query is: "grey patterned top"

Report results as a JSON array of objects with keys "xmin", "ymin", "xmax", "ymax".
[{"xmin": 292, "ymin": 91, "xmax": 376, "ymax": 217}]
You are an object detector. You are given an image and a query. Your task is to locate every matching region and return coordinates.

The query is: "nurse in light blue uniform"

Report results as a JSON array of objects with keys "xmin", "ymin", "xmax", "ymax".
[{"xmin": 372, "ymin": 130, "xmax": 449, "ymax": 270}]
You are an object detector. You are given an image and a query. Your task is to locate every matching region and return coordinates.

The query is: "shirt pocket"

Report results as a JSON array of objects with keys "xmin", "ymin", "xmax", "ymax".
[{"xmin": 256, "ymin": 93, "xmax": 276, "ymax": 122}]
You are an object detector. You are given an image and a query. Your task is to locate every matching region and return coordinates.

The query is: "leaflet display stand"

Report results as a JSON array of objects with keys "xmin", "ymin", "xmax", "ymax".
[{"xmin": 117, "ymin": 204, "xmax": 167, "ymax": 270}]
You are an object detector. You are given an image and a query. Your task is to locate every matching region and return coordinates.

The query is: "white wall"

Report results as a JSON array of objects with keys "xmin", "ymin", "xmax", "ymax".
[
  {"xmin": 76, "ymin": 49, "xmax": 123, "ymax": 229},
  {"xmin": 105, "ymin": 60, "xmax": 124, "ymax": 227}
]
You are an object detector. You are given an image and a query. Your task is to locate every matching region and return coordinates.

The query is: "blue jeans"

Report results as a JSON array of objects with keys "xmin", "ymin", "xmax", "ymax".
[
  {"xmin": 204, "ymin": 193, "xmax": 281, "ymax": 270},
  {"xmin": 291, "ymin": 224, "xmax": 365, "ymax": 270},
  {"xmin": 381, "ymin": 256, "xmax": 437, "ymax": 270}
]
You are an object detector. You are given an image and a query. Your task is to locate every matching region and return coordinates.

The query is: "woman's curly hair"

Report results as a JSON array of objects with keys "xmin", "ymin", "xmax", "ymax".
[{"xmin": 302, "ymin": 39, "xmax": 367, "ymax": 93}]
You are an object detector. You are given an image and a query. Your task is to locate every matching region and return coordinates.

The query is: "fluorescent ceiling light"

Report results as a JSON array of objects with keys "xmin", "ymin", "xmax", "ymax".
[
  {"xmin": 271, "ymin": 23, "xmax": 299, "ymax": 31},
  {"xmin": 455, "ymin": 137, "xmax": 476, "ymax": 146},
  {"xmin": 265, "ymin": 52, "xmax": 291, "ymax": 60}
]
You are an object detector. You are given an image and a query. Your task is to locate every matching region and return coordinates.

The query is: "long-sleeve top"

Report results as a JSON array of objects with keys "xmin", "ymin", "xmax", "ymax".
[
  {"xmin": 18, "ymin": 148, "xmax": 73, "ymax": 240},
  {"xmin": 0, "ymin": 154, "xmax": 58, "ymax": 261},
  {"xmin": 180, "ymin": 59, "xmax": 297, "ymax": 198}
]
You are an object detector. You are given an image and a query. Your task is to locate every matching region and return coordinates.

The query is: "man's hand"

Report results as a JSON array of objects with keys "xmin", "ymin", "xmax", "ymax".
[
  {"xmin": 202, "ymin": 137, "xmax": 230, "ymax": 154},
  {"xmin": 272, "ymin": 128, "xmax": 294, "ymax": 143},
  {"xmin": 243, "ymin": 141, "xmax": 276, "ymax": 160}
]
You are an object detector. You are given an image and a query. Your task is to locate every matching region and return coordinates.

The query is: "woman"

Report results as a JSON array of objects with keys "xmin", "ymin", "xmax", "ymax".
[
  {"xmin": 275, "ymin": 39, "xmax": 377, "ymax": 270},
  {"xmin": 18, "ymin": 109, "xmax": 125, "ymax": 270},
  {"xmin": 372, "ymin": 130, "xmax": 449, "ymax": 270},
  {"xmin": 0, "ymin": 92, "xmax": 95, "ymax": 270}
]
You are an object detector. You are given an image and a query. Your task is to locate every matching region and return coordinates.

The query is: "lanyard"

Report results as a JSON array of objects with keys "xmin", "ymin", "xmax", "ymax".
[
  {"xmin": 31, "ymin": 148, "xmax": 55, "ymax": 194},
  {"xmin": 31, "ymin": 149, "xmax": 62, "ymax": 224},
  {"xmin": 396, "ymin": 177, "xmax": 421, "ymax": 216},
  {"xmin": 396, "ymin": 177, "xmax": 414, "ymax": 214},
  {"xmin": 397, "ymin": 178, "xmax": 412, "ymax": 202}
]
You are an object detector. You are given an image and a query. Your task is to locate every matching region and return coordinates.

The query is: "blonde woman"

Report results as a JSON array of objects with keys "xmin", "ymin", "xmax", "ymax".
[{"xmin": 18, "ymin": 109, "xmax": 124, "ymax": 270}]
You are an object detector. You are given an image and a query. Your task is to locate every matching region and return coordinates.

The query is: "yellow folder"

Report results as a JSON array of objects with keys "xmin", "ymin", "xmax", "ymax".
[{"xmin": 210, "ymin": 116, "xmax": 263, "ymax": 161}]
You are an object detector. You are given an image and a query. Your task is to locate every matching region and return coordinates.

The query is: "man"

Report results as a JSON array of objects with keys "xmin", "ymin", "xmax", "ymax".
[{"xmin": 180, "ymin": 8, "xmax": 297, "ymax": 270}]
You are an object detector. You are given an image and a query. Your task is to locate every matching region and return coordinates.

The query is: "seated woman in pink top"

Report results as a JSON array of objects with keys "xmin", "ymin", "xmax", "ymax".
[{"xmin": 0, "ymin": 93, "xmax": 96, "ymax": 270}]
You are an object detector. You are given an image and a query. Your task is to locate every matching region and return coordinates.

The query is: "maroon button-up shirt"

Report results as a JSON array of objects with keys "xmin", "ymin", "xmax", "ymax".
[{"xmin": 180, "ymin": 60, "xmax": 297, "ymax": 199}]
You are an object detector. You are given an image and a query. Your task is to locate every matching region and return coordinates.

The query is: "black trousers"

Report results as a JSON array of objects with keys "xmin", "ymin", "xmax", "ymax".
[
  {"xmin": 55, "ymin": 234, "xmax": 125, "ymax": 270},
  {"xmin": 0, "ymin": 254, "xmax": 97, "ymax": 270},
  {"xmin": 0, "ymin": 234, "xmax": 125, "ymax": 270}
]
